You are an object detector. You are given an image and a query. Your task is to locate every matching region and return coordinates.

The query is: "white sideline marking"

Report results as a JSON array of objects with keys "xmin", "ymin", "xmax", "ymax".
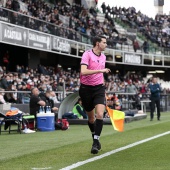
[
  {"xmin": 32, "ymin": 167, "xmax": 52, "ymax": 170},
  {"xmin": 60, "ymin": 131, "xmax": 170, "ymax": 170}
]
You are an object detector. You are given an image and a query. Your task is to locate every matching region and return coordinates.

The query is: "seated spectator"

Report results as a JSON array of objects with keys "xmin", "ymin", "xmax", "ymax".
[
  {"xmin": 40, "ymin": 90, "xmax": 58, "ymax": 113},
  {"xmin": 134, "ymin": 92, "xmax": 142, "ymax": 110},
  {"xmin": 104, "ymin": 99, "xmax": 114, "ymax": 118},
  {"xmin": 4, "ymin": 84, "xmax": 18, "ymax": 103},
  {"xmin": 29, "ymin": 87, "xmax": 46, "ymax": 122},
  {"xmin": 106, "ymin": 98, "xmax": 114, "ymax": 109},
  {"xmin": 17, "ymin": 82, "xmax": 30, "ymax": 104},
  {"xmin": 111, "ymin": 93, "xmax": 122, "ymax": 110},
  {"xmin": 72, "ymin": 98, "xmax": 87, "ymax": 119},
  {"xmin": 0, "ymin": 88, "xmax": 6, "ymax": 104},
  {"xmin": 50, "ymin": 90, "xmax": 60, "ymax": 104},
  {"xmin": 0, "ymin": 74, "xmax": 11, "ymax": 90}
]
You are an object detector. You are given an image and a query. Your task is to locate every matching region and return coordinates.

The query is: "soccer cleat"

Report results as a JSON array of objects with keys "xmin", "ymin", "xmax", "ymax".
[
  {"xmin": 92, "ymin": 139, "xmax": 101, "ymax": 150},
  {"xmin": 97, "ymin": 141, "xmax": 101, "ymax": 150},
  {"xmin": 91, "ymin": 143, "xmax": 98, "ymax": 154},
  {"xmin": 23, "ymin": 128, "xmax": 36, "ymax": 134}
]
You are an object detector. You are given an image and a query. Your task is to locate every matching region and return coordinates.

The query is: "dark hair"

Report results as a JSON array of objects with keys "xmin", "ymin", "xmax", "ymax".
[
  {"xmin": 78, "ymin": 98, "xmax": 82, "ymax": 102},
  {"xmin": 31, "ymin": 87, "xmax": 37, "ymax": 93},
  {"xmin": 93, "ymin": 35, "xmax": 106, "ymax": 47},
  {"xmin": 75, "ymin": 98, "xmax": 82, "ymax": 105}
]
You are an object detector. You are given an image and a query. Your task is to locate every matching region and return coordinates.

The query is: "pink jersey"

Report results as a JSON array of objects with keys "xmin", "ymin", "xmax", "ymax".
[{"xmin": 80, "ymin": 49, "xmax": 106, "ymax": 86}]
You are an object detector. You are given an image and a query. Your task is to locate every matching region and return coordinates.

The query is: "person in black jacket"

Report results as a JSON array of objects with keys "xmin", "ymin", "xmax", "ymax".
[
  {"xmin": 148, "ymin": 77, "xmax": 161, "ymax": 121},
  {"xmin": 11, "ymin": 0, "xmax": 20, "ymax": 12},
  {"xmin": 29, "ymin": 87, "xmax": 46, "ymax": 118}
]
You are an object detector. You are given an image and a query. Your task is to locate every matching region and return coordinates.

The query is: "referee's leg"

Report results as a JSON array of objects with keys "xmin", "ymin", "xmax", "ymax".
[
  {"xmin": 90, "ymin": 104, "xmax": 105, "ymax": 154},
  {"xmin": 86, "ymin": 109, "xmax": 95, "ymax": 139}
]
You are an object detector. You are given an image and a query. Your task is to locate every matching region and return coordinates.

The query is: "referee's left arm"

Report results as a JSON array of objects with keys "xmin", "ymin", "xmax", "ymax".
[{"xmin": 81, "ymin": 65, "xmax": 110, "ymax": 75}]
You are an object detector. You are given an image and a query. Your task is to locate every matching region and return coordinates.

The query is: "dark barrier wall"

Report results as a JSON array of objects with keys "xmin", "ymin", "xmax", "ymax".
[{"xmin": 11, "ymin": 103, "xmax": 60, "ymax": 114}]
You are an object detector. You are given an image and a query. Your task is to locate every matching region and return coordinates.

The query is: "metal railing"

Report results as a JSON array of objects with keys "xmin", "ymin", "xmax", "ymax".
[
  {"xmin": 0, "ymin": 90, "xmax": 169, "ymax": 113},
  {"xmin": 106, "ymin": 92, "xmax": 169, "ymax": 111}
]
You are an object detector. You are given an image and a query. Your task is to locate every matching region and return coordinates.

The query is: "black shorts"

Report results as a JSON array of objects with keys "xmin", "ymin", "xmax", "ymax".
[{"xmin": 79, "ymin": 84, "xmax": 106, "ymax": 112}]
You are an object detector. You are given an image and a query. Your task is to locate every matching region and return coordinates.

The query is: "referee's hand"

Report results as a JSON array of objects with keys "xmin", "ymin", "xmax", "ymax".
[{"xmin": 101, "ymin": 68, "xmax": 111, "ymax": 73}]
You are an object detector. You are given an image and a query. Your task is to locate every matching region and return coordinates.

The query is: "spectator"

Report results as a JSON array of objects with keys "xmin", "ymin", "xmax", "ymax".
[
  {"xmin": 101, "ymin": 2, "xmax": 106, "ymax": 13},
  {"xmin": 4, "ymin": 84, "xmax": 18, "ymax": 103},
  {"xmin": 95, "ymin": 0, "xmax": 98, "ymax": 5},
  {"xmin": 72, "ymin": 98, "xmax": 87, "ymax": 119},
  {"xmin": 126, "ymin": 80, "xmax": 138, "ymax": 109},
  {"xmin": 11, "ymin": 0, "xmax": 20, "ymax": 12},
  {"xmin": 126, "ymin": 80, "xmax": 138, "ymax": 94},
  {"xmin": 139, "ymin": 81, "xmax": 147, "ymax": 95},
  {"xmin": 2, "ymin": 51, "xmax": 10, "ymax": 71},
  {"xmin": 0, "ymin": 88, "xmax": 6, "ymax": 104},
  {"xmin": 6, "ymin": 0, "xmax": 12, "ymax": 9},
  {"xmin": 0, "ymin": 75, "xmax": 11, "ymax": 89},
  {"xmin": 50, "ymin": 90, "xmax": 60, "ymax": 104},
  {"xmin": 106, "ymin": 98, "xmax": 114, "ymax": 109},
  {"xmin": 17, "ymin": 82, "xmax": 30, "ymax": 104},
  {"xmin": 111, "ymin": 93, "xmax": 122, "ymax": 110},
  {"xmin": 133, "ymin": 39, "xmax": 140, "ymax": 52},
  {"xmin": 134, "ymin": 92, "xmax": 142, "ymax": 110},
  {"xmin": 148, "ymin": 77, "xmax": 161, "ymax": 121},
  {"xmin": 41, "ymin": 90, "xmax": 58, "ymax": 114},
  {"xmin": 142, "ymin": 40, "xmax": 149, "ymax": 53},
  {"xmin": 29, "ymin": 87, "xmax": 46, "ymax": 123}
]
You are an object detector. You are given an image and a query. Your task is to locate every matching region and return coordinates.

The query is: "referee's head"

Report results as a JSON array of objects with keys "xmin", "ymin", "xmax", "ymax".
[
  {"xmin": 93, "ymin": 35, "xmax": 107, "ymax": 47},
  {"xmin": 93, "ymin": 35, "xmax": 107, "ymax": 51}
]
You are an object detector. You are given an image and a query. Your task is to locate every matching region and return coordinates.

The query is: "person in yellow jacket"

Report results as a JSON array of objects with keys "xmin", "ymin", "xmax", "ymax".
[{"xmin": 72, "ymin": 98, "xmax": 87, "ymax": 119}]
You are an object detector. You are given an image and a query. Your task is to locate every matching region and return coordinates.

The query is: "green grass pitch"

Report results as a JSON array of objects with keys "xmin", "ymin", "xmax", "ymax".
[{"xmin": 0, "ymin": 112, "xmax": 170, "ymax": 170}]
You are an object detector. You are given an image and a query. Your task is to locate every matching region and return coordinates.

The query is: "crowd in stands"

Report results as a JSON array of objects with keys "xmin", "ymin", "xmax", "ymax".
[
  {"xmin": 1, "ymin": 0, "xmax": 170, "ymax": 51},
  {"xmin": 0, "ymin": 0, "xmax": 170, "ymax": 107},
  {"xmin": 0, "ymin": 0, "xmax": 129, "ymax": 48},
  {"xmin": 0, "ymin": 64, "xmax": 169, "ymax": 106},
  {"xmin": 101, "ymin": 2, "xmax": 170, "ymax": 49}
]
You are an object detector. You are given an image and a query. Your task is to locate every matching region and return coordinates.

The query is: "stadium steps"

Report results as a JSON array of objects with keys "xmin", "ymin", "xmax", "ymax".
[
  {"xmin": 96, "ymin": 13, "xmax": 105, "ymax": 23},
  {"xmin": 82, "ymin": 0, "xmax": 96, "ymax": 8},
  {"xmin": 114, "ymin": 23, "xmax": 135, "ymax": 52},
  {"xmin": 114, "ymin": 23, "xmax": 127, "ymax": 35},
  {"xmin": 95, "ymin": 13, "xmax": 135, "ymax": 51}
]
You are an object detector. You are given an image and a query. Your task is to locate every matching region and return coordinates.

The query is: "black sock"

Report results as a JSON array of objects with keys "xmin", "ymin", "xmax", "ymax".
[
  {"xmin": 88, "ymin": 121, "xmax": 95, "ymax": 139},
  {"xmin": 94, "ymin": 119, "xmax": 103, "ymax": 141}
]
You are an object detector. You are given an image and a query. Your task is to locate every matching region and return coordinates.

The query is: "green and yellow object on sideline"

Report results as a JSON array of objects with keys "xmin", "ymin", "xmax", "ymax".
[
  {"xmin": 106, "ymin": 106, "xmax": 125, "ymax": 132},
  {"xmin": 72, "ymin": 104, "xmax": 83, "ymax": 119}
]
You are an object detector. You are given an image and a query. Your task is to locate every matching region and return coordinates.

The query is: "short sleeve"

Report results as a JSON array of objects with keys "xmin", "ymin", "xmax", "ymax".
[{"xmin": 80, "ymin": 51, "xmax": 89, "ymax": 66}]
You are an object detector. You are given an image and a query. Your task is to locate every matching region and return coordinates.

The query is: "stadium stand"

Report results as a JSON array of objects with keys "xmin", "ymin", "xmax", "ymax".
[
  {"xmin": 0, "ymin": 64, "xmax": 170, "ymax": 106},
  {"xmin": 100, "ymin": 3, "xmax": 170, "ymax": 53},
  {"xmin": 0, "ymin": 0, "xmax": 131, "ymax": 50},
  {"xmin": 2, "ymin": 0, "xmax": 170, "ymax": 54},
  {"xmin": 0, "ymin": 0, "xmax": 170, "ymax": 119}
]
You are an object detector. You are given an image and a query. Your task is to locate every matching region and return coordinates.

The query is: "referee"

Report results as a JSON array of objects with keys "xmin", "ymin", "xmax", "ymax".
[{"xmin": 79, "ymin": 35, "xmax": 111, "ymax": 154}]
